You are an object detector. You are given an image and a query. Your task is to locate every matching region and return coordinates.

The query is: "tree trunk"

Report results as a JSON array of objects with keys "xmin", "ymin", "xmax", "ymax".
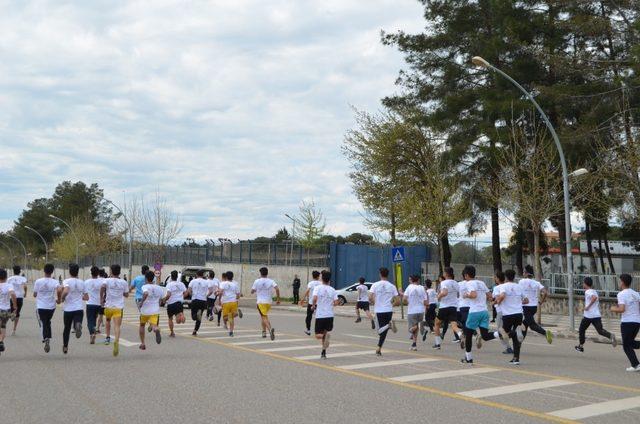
[
  {"xmin": 585, "ymin": 217, "xmax": 597, "ymax": 273},
  {"xmin": 597, "ymin": 237, "xmax": 606, "ymax": 274},
  {"xmin": 515, "ymin": 225, "xmax": 524, "ymax": 276},
  {"xmin": 526, "ymin": 226, "xmax": 535, "ymax": 268},
  {"xmin": 441, "ymin": 234, "xmax": 451, "ymax": 267},
  {"xmin": 604, "ymin": 232, "xmax": 615, "ymax": 274},
  {"xmin": 491, "ymin": 206, "xmax": 502, "ymax": 272},
  {"xmin": 533, "ymin": 227, "xmax": 543, "ymax": 280},
  {"xmin": 437, "ymin": 237, "xmax": 445, "ymax": 275},
  {"xmin": 390, "ymin": 210, "xmax": 397, "ymax": 246}
]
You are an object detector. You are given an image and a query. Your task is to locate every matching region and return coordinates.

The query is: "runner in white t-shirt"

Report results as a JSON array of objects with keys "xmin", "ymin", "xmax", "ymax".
[
  {"xmin": 251, "ymin": 267, "xmax": 280, "ymax": 340},
  {"xmin": 33, "ymin": 263, "xmax": 59, "ymax": 353},
  {"xmin": 491, "ymin": 273, "xmax": 512, "ymax": 355},
  {"xmin": 138, "ymin": 271, "xmax": 164, "ymax": 350},
  {"xmin": 575, "ymin": 277, "xmax": 616, "ymax": 353},
  {"xmin": 611, "ymin": 274, "xmax": 640, "ymax": 371},
  {"xmin": 496, "ymin": 269, "xmax": 529, "ymax": 365},
  {"xmin": 100, "ymin": 264, "xmax": 129, "ymax": 357},
  {"xmin": 84, "ymin": 266, "xmax": 103, "ymax": 344},
  {"xmin": 59, "ymin": 263, "xmax": 87, "ymax": 355},
  {"xmin": 369, "ymin": 267, "xmax": 400, "ymax": 356},
  {"xmin": 312, "ymin": 270, "xmax": 339, "ymax": 359},
  {"xmin": 422, "ymin": 278, "xmax": 438, "ymax": 341},
  {"xmin": 217, "ymin": 271, "xmax": 241, "ymax": 336},
  {"xmin": 186, "ymin": 269, "xmax": 209, "ymax": 336},
  {"xmin": 433, "ymin": 267, "xmax": 464, "ymax": 350},
  {"xmin": 206, "ymin": 271, "xmax": 221, "ymax": 323},
  {"xmin": 301, "ymin": 270, "xmax": 321, "ymax": 336},
  {"xmin": 7, "ymin": 265, "xmax": 27, "ymax": 335},
  {"xmin": 354, "ymin": 277, "xmax": 374, "ymax": 328},
  {"xmin": 459, "ymin": 266, "xmax": 497, "ymax": 364},
  {"xmin": 519, "ymin": 265, "xmax": 553, "ymax": 344},
  {"xmin": 163, "ymin": 270, "xmax": 187, "ymax": 337},
  {"xmin": 0, "ymin": 268, "xmax": 18, "ymax": 354},
  {"xmin": 404, "ymin": 275, "xmax": 428, "ymax": 351}
]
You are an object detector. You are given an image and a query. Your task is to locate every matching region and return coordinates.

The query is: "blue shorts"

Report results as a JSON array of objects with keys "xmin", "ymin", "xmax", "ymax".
[{"xmin": 466, "ymin": 311, "xmax": 490, "ymax": 330}]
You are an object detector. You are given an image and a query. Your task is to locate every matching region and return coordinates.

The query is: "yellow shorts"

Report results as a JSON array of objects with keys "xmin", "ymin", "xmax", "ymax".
[
  {"xmin": 104, "ymin": 308, "xmax": 123, "ymax": 320},
  {"xmin": 140, "ymin": 314, "xmax": 159, "ymax": 326},
  {"xmin": 257, "ymin": 303, "xmax": 271, "ymax": 316},
  {"xmin": 222, "ymin": 302, "xmax": 238, "ymax": 318}
]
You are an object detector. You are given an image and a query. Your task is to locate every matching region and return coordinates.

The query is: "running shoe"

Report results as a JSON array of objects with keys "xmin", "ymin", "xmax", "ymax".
[
  {"xmin": 574, "ymin": 345, "xmax": 584, "ymax": 353},
  {"xmin": 304, "ymin": 330, "xmax": 311, "ymax": 336},
  {"xmin": 460, "ymin": 358, "xmax": 473, "ymax": 365},
  {"xmin": 422, "ymin": 331, "xmax": 428, "ymax": 342},
  {"xmin": 611, "ymin": 334, "xmax": 618, "ymax": 348},
  {"xmin": 192, "ymin": 331, "xmax": 197, "ymax": 336},
  {"xmin": 262, "ymin": 331, "xmax": 267, "ymax": 338},
  {"xmin": 139, "ymin": 344, "xmax": 146, "ymax": 350},
  {"xmin": 208, "ymin": 316, "xmax": 214, "ymax": 322},
  {"xmin": 63, "ymin": 346, "xmax": 68, "ymax": 355},
  {"xmin": 74, "ymin": 321, "xmax": 82, "ymax": 338},
  {"xmin": 322, "ymin": 332, "xmax": 330, "ymax": 349},
  {"xmin": 155, "ymin": 329, "xmax": 162, "ymax": 344},
  {"xmin": 113, "ymin": 341, "xmax": 119, "ymax": 357},
  {"xmin": 270, "ymin": 328, "xmax": 275, "ymax": 341},
  {"xmin": 371, "ymin": 320, "xmax": 376, "ymax": 330},
  {"xmin": 90, "ymin": 334, "xmax": 96, "ymax": 345},
  {"xmin": 229, "ymin": 331, "xmax": 234, "ymax": 337},
  {"xmin": 321, "ymin": 349, "xmax": 327, "ymax": 359},
  {"xmin": 238, "ymin": 309, "xmax": 243, "ymax": 319},
  {"xmin": 0, "ymin": 341, "xmax": 5, "ymax": 352},
  {"xmin": 432, "ymin": 344, "xmax": 441, "ymax": 350},
  {"xmin": 516, "ymin": 326, "xmax": 524, "ymax": 343},
  {"xmin": 545, "ymin": 329, "xmax": 553, "ymax": 344},
  {"xmin": 44, "ymin": 338, "xmax": 50, "ymax": 353},
  {"xmin": 410, "ymin": 342, "xmax": 417, "ymax": 351},
  {"xmin": 475, "ymin": 333, "xmax": 483, "ymax": 349},
  {"xmin": 375, "ymin": 348, "xmax": 382, "ymax": 357},
  {"xmin": 169, "ymin": 332, "xmax": 175, "ymax": 338},
  {"xmin": 390, "ymin": 320, "xmax": 397, "ymax": 333},
  {"xmin": 104, "ymin": 336, "xmax": 111, "ymax": 345},
  {"xmin": 509, "ymin": 358, "xmax": 520, "ymax": 365},
  {"xmin": 355, "ymin": 317, "xmax": 361, "ymax": 323},
  {"xmin": 502, "ymin": 347, "xmax": 514, "ymax": 354},
  {"xmin": 147, "ymin": 325, "xmax": 152, "ymax": 333},
  {"xmin": 625, "ymin": 365, "xmax": 640, "ymax": 372},
  {"xmin": 452, "ymin": 338, "xmax": 460, "ymax": 343}
]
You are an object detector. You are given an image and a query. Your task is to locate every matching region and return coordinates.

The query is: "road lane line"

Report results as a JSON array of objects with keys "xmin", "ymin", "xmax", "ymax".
[
  {"xmin": 231, "ymin": 338, "xmax": 309, "ymax": 346},
  {"xmin": 176, "ymin": 329, "xmax": 256, "ymax": 335},
  {"xmin": 261, "ymin": 344, "xmax": 349, "ymax": 353},
  {"xmin": 392, "ymin": 368, "xmax": 498, "ymax": 382},
  {"xmin": 338, "ymin": 358, "xmax": 440, "ymax": 370},
  {"xmin": 458, "ymin": 380, "xmax": 577, "ymax": 399},
  {"xmin": 549, "ymin": 396, "xmax": 640, "ymax": 420},
  {"xmin": 295, "ymin": 350, "xmax": 374, "ymax": 360}
]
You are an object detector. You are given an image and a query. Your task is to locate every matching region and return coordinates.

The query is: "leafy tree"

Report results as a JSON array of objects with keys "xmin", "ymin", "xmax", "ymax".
[
  {"xmin": 12, "ymin": 198, "xmax": 56, "ymax": 256},
  {"xmin": 50, "ymin": 181, "xmax": 113, "ymax": 232}
]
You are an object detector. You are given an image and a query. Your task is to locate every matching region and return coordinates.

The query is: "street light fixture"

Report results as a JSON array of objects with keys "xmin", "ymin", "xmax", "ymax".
[
  {"xmin": 23, "ymin": 226, "xmax": 50, "ymax": 263},
  {"xmin": 472, "ymin": 55, "xmax": 577, "ymax": 330},
  {"xmin": 104, "ymin": 198, "xmax": 134, "ymax": 273},
  {"xmin": 284, "ymin": 214, "xmax": 298, "ymax": 267},
  {"xmin": 4, "ymin": 234, "xmax": 27, "ymax": 270},
  {"xmin": 49, "ymin": 214, "xmax": 80, "ymax": 264}
]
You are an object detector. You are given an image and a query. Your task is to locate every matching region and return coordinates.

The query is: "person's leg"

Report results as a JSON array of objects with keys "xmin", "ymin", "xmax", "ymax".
[
  {"xmin": 578, "ymin": 318, "xmax": 590, "ymax": 347},
  {"xmin": 74, "ymin": 310, "xmax": 84, "ymax": 338},
  {"xmin": 503, "ymin": 314, "xmax": 522, "ymax": 361},
  {"xmin": 42, "ymin": 309, "xmax": 53, "ymax": 340},
  {"xmin": 377, "ymin": 312, "xmax": 393, "ymax": 351},
  {"xmin": 139, "ymin": 321, "xmax": 146, "ymax": 347},
  {"xmin": 228, "ymin": 305, "xmax": 236, "ymax": 333},
  {"xmin": 192, "ymin": 302, "xmax": 201, "ymax": 333},
  {"xmin": 168, "ymin": 314, "xmax": 174, "ymax": 335},
  {"xmin": 355, "ymin": 304, "xmax": 361, "ymax": 321},
  {"xmin": 96, "ymin": 310, "xmax": 103, "ymax": 333},
  {"xmin": 305, "ymin": 304, "xmax": 313, "ymax": 333},
  {"xmin": 592, "ymin": 317, "xmax": 612, "ymax": 339},
  {"xmin": 86, "ymin": 305, "xmax": 97, "ymax": 336},
  {"xmin": 523, "ymin": 306, "xmax": 546, "ymax": 336},
  {"xmin": 62, "ymin": 311, "xmax": 73, "ymax": 348},
  {"xmin": 621, "ymin": 322, "xmax": 640, "ymax": 368},
  {"xmin": 12, "ymin": 298, "xmax": 23, "ymax": 334},
  {"xmin": 206, "ymin": 298, "xmax": 214, "ymax": 319},
  {"xmin": 105, "ymin": 318, "xmax": 111, "ymax": 340}
]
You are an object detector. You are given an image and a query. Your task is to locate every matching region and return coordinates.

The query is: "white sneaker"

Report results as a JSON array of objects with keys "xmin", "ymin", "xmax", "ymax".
[{"xmin": 626, "ymin": 365, "xmax": 640, "ymax": 372}]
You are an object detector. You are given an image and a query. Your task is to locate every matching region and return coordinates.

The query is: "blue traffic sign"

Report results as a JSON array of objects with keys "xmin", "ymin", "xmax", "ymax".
[{"xmin": 392, "ymin": 246, "xmax": 405, "ymax": 263}]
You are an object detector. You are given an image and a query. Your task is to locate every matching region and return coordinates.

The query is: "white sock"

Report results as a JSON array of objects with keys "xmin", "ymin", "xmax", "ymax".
[
  {"xmin": 465, "ymin": 351, "xmax": 473, "ymax": 361},
  {"xmin": 494, "ymin": 331, "xmax": 500, "ymax": 339},
  {"xmin": 457, "ymin": 331, "xmax": 463, "ymax": 339},
  {"xmin": 435, "ymin": 336, "xmax": 442, "ymax": 344}
]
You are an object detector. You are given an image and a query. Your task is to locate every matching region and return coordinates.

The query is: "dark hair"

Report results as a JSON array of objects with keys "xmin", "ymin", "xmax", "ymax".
[
  {"xmin": 462, "ymin": 265, "xmax": 476, "ymax": 279},
  {"xmin": 425, "ymin": 279, "xmax": 432, "ymax": 289},
  {"xmin": 620, "ymin": 273, "xmax": 633, "ymax": 287},
  {"xmin": 358, "ymin": 277, "xmax": 365, "ymax": 284},
  {"xmin": 13, "ymin": 265, "xmax": 20, "ymax": 275},
  {"xmin": 524, "ymin": 265, "xmax": 534, "ymax": 276},
  {"xmin": 90, "ymin": 266, "xmax": 100, "ymax": 278},
  {"xmin": 111, "ymin": 264, "xmax": 121, "ymax": 276},
  {"xmin": 0, "ymin": 268, "xmax": 6, "ymax": 280},
  {"xmin": 583, "ymin": 277, "xmax": 594, "ymax": 287},
  {"xmin": 69, "ymin": 263, "xmax": 80, "ymax": 277},
  {"xmin": 410, "ymin": 274, "xmax": 420, "ymax": 282},
  {"xmin": 444, "ymin": 267, "xmax": 454, "ymax": 279},
  {"xmin": 145, "ymin": 270, "xmax": 156, "ymax": 282},
  {"xmin": 260, "ymin": 267, "xmax": 268, "ymax": 277},
  {"xmin": 495, "ymin": 270, "xmax": 505, "ymax": 283},
  {"xmin": 141, "ymin": 265, "xmax": 149, "ymax": 274},
  {"xmin": 321, "ymin": 270, "xmax": 331, "ymax": 283},
  {"xmin": 226, "ymin": 271, "xmax": 234, "ymax": 280},
  {"xmin": 312, "ymin": 270, "xmax": 320, "ymax": 279},
  {"xmin": 171, "ymin": 270, "xmax": 178, "ymax": 281},
  {"xmin": 208, "ymin": 271, "xmax": 215, "ymax": 279},
  {"xmin": 504, "ymin": 269, "xmax": 516, "ymax": 281},
  {"xmin": 379, "ymin": 267, "xmax": 389, "ymax": 278},
  {"xmin": 196, "ymin": 269, "xmax": 205, "ymax": 277},
  {"xmin": 44, "ymin": 263, "xmax": 55, "ymax": 275},
  {"xmin": 99, "ymin": 269, "xmax": 108, "ymax": 278}
]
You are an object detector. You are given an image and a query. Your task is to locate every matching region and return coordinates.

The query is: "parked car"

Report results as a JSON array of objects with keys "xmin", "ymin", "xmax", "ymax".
[
  {"xmin": 335, "ymin": 281, "xmax": 373, "ymax": 306},
  {"xmin": 162, "ymin": 267, "xmax": 215, "ymax": 308}
]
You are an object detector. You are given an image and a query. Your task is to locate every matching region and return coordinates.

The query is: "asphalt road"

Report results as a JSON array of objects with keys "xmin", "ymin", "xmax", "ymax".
[{"xmin": 3, "ymin": 297, "xmax": 640, "ymax": 424}]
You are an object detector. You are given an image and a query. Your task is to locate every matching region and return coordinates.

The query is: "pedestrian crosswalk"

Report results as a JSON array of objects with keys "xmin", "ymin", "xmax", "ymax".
[
  {"xmin": 457, "ymin": 379, "xmax": 577, "ymax": 399},
  {"xmin": 391, "ymin": 367, "xmax": 497, "ymax": 382}
]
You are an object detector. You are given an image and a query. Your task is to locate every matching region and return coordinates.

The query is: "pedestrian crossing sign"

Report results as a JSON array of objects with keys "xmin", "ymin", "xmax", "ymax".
[{"xmin": 392, "ymin": 246, "xmax": 405, "ymax": 263}]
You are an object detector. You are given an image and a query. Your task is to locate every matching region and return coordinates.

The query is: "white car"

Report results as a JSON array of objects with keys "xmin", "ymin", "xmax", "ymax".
[{"xmin": 336, "ymin": 282, "xmax": 373, "ymax": 305}]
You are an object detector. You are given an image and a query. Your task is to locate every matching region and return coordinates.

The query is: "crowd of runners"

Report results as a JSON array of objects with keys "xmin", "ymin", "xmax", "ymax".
[{"xmin": 0, "ymin": 262, "xmax": 638, "ymax": 372}]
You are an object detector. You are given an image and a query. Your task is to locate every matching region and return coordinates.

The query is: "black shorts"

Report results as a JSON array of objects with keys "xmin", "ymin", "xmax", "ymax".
[
  {"xmin": 315, "ymin": 317, "xmax": 334, "ymax": 334},
  {"xmin": 356, "ymin": 301, "xmax": 370, "ymax": 311},
  {"xmin": 167, "ymin": 302, "xmax": 184, "ymax": 318},
  {"xmin": 437, "ymin": 306, "xmax": 457, "ymax": 323},
  {"xmin": 98, "ymin": 306, "xmax": 105, "ymax": 315},
  {"xmin": 426, "ymin": 303, "xmax": 437, "ymax": 321},
  {"xmin": 10, "ymin": 297, "xmax": 24, "ymax": 317}
]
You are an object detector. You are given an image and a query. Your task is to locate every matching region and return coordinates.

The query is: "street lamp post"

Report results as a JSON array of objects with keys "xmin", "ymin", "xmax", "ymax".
[
  {"xmin": 105, "ymin": 198, "xmax": 134, "ymax": 276},
  {"xmin": 5, "ymin": 234, "xmax": 27, "ymax": 271},
  {"xmin": 285, "ymin": 214, "xmax": 297, "ymax": 267},
  {"xmin": 49, "ymin": 215, "xmax": 80, "ymax": 264},
  {"xmin": 24, "ymin": 226, "xmax": 49, "ymax": 262},
  {"xmin": 471, "ymin": 56, "xmax": 576, "ymax": 331},
  {"xmin": 0, "ymin": 241, "xmax": 14, "ymax": 266}
]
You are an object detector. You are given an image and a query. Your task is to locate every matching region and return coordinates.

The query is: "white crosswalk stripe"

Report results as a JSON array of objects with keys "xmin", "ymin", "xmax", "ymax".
[
  {"xmin": 391, "ymin": 367, "xmax": 497, "ymax": 382},
  {"xmin": 230, "ymin": 338, "xmax": 309, "ymax": 346},
  {"xmin": 549, "ymin": 396, "xmax": 640, "ymax": 420},
  {"xmin": 338, "ymin": 358, "xmax": 440, "ymax": 370},
  {"xmin": 261, "ymin": 344, "xmax": 349, "ymax": 353},
  {"xmin": 457, "ymin": 379, "xmax": 577, "ymax": 398},
  {"xmin": 294, "ymin": 350, "xmax": 374, "ymax": 360}
]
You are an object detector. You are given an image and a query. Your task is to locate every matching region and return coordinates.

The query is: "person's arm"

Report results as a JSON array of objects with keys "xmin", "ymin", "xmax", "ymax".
[
  {"xmin": 368, "ymin": 291, "xmax": 376, "ymax": 305},
  {"xmin": 584, "ymin": 295, "xmax": 597, "ymax": 311},
  {"xmin": 163, "ymin": 286, "xmax": 172, "ymax": 303},
  {"xmin": 312, "ymin": 294, "xmax": 318, "ymax": 309},
  {"xmin": 495, "ymin": 292, "xmax": 506, "ymax": 305},
  {"xmin": 60, "ymin": 286, "xmax": 70, "ymax": 303},
  {"xmin": 22, "ymin": 280, "xmax": 28, "ymax": 298},
  {"xmin": 274, "ymin": 286, "xmax": 280, "ymax": 305},
  {"xmin": 465, "ymin": 290, "xmax": 478, "ymax": 299},
  {"xmin": 139, "ymin": 291, "xmax": 149, "ymax": 308},
  {"xmin": 437, "ymin": 288, "xmax": 448, "ymax": 301},
  {"xmin": 299, "ymin": 288, "xmax": 310, "ymax": 306}
]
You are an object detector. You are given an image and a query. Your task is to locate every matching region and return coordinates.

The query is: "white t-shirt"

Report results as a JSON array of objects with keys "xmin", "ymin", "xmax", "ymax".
[
  {"xmin": 438, "ymin": 279, "xmax": 459, "ymax": 308},
  {"xmin": 252, "ymin": 278, "xmax": 277, "ymax": 304},
  {"xmin": 166, "ymin": 280, "xmax": 187, "ymax": 305},
  {"xmin": 583, "ymin": 289, "xmax": 601, "ymax": 319},
  {"xmin": 457, "ymin": 280, "xmax": 472, "ymax": 309},
  {"xmin": 62, "ymin": 278, "xmax": 86, "ymax": 312},
  {"xmin": 497, "ymin": 282, "xmax": 524, "ymax": 316},
  {"xmin": 404, "ymin": 284, "xmax": 427, "ymax": 315},
  {"xmin": 102, "ymin": 278, "xmax": 128, "ymax": 309},
  {"xmin": 370, "ymin": 280, "xmax": 399, "ymax": 313},
  {"xmin": 85, "ymin": 278, "xmax": 103, "ymax": 306},
  {"xmin": 0, "ymin": 282, "xmax": 15, "ymax": 310},
  {"xmin": 356, "ymin": 284, "xmax": 369, "ymax": 302},
  {"xmin": 617, "ymin": 288, "xmax": 640, "ymax": 323},
  {"xmin": 492, "ymin": 286, "xmax": 502, "ymax": 314},
  {"xmin": 207, "ymin": 278, "xmax": 220, "ymax": 299},
  {"xmin": 519, "ymin": 278, "xmax": 544, "ymax": 306},
  {"xmin": 427, "ymin": 288, "xmax": 437, "ymax": 304},
  {"xmin": 140, "ymin": 284, "xmax": 164, "ymax": 315},
  {"xmin": 466, "ymin": 279, "xmax": 490, "ymax": 313},
  {"xmin": 307, "ymin": 280, "xmax": 321, "ymax": 301},
  {"xmin": 7, "ymin": 275, "xmax": 27, "ymax": 298},
  {"xmin": 33, "ymin": 277, "xmax": 59, "ymax": 310},
  {"xmin": 312, "ymin": 284, "xmax": 337, "ymax": 319},
  {"xmin": 219, "ymin": 281, "xmax": 240, "ymax": 304},
  {"xmin": 189, "ymin": 278, "xmax": 209, "ymax": 301}
]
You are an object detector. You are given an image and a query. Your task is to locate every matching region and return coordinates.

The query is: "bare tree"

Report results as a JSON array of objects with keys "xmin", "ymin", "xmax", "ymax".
[
  {"xmin": 134, "ymin": 191, "xmax": 183, "ymax": 265},
  {"xmin": 292, "ymin": 200, "xmax": 326, "ymax": 281}
]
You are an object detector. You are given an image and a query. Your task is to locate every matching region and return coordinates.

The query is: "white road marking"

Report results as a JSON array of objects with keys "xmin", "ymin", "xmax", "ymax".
[
  {"xmin": 115, "ymin": 338, "xmax": 137, "ymax": 347},
  {"xmin": 338, "ymin": 358, "xmax": 440, "ymax": 370},
  {"xmin": 230, "ymin": 338, "xmax": 309, "ymax": 346},
  {"xmin": 295, "ymin": 350, "xmax": 374, "ymax": 360},
  {"xmin": 549, "ymin": 396, "xmax": 640, "ymax": 420},
  {"xmin": 457, "ymin": 379, "xmax": 576, "ymax": 398},
  {"xmin": 202, "ymin": 334, "xmax": 268, "ymax": 339},
  {"xmin": 176, "ymin": 329, "xmax": 256, "ymax": 335},
  {"xmin": 261, "ymin": 344, "xmax": 349, "ymax": 353},
  {"xmin": 344, "ymin": 334, "xmax": 406, "ymax": 344},
  {"xmin": 391, "ymin": 367, "xmax": 497, "ymax": 382}
]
